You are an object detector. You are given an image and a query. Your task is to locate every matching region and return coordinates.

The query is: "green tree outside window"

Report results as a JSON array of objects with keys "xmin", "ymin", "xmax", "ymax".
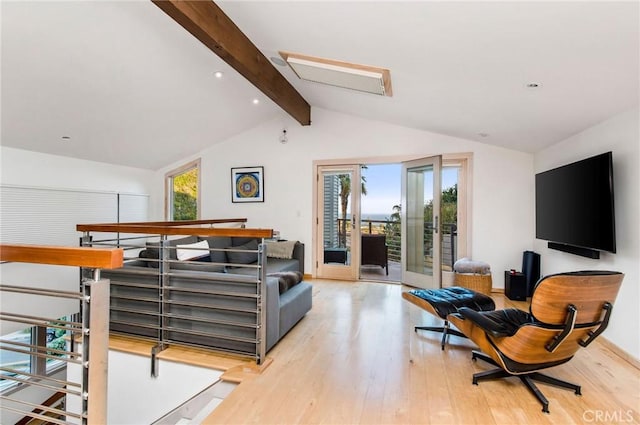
[{"xmin": 172, "ymin": 167, "xmax": 198, "ymax": 220}]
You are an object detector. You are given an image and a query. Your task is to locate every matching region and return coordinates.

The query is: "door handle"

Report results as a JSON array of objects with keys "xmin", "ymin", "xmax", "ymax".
[{"xmin": 434, "ymin": 216, "xmax": 439, "ymax": 234}]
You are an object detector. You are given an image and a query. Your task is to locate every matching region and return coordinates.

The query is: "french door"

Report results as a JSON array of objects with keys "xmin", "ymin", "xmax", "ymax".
[
  {"xmin": 315, "ymin": 165, "xmax": 361, "ymax": 280},
  {"xmin": 401, "ymin": 156, "xmax": 442, "ymax": 289}
]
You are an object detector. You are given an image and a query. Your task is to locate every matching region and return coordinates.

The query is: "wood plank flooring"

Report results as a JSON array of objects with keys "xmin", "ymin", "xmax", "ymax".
[{"xmin": 204, "ymin": 279, "xmax": 640, "ymax": 425}]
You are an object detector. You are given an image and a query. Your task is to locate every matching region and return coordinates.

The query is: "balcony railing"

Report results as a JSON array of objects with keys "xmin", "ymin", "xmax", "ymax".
[{"xmin": 335, "ymin": 218, "xmax": 457, "ymax": 269}]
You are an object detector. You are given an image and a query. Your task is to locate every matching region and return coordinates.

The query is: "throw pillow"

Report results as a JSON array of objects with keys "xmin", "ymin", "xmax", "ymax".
[
  {"xmin": 226, "ymin": 239, "xmax": 259, "ymax": 264},
  {"xmin": 265, "ymin": 240, "xmax": 297, "ymax": 259},
  {"xmin": 139, "ymin": 248, "xmax": 160, "ymax": 268},
  {"xmin": 201, "ymin": 236, "xmax": 231, "ymax": 264},
  {"xmin": 176, "ymin": 240, "xmax": 210, "ymax": 261},
  {"xmin": 146, "ymin": 236, "xmax": 198, "ymax": 260}
]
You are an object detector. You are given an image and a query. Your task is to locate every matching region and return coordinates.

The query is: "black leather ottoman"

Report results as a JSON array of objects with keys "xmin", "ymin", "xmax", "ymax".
[{"xmin": 402, "ymin": 286, "xmax": 495, "ymax": 349}]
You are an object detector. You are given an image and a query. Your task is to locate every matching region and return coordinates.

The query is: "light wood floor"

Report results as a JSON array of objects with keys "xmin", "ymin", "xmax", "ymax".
[{"xmin": 204, "ymin": 279, "xmax": 640, "ymax": 425}]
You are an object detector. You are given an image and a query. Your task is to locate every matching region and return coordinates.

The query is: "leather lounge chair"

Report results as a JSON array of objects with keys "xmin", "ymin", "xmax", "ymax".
[{"xmin": 448, "ymin": 270, "xmax": 624, "ymax": 413}]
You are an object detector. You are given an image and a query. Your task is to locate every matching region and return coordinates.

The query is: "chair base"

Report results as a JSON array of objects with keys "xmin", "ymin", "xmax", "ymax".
[
  {"xmin": 471, "ymin": 351, "xmax": 581, "ymax": 413},
  {"xmin": 414, "ymin": 320, "xmax": 466, "ymax": 350}
]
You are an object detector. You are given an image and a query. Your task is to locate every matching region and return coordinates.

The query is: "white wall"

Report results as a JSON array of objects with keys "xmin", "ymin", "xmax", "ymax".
[
  {"xmin": 66, "ymin": 350, "xmax": 222, "ymax": 424},
  {"xmin": 155, "ymin": 107, "xmax": 535, "ymax": 286},
  {"xmin": 0, "ymin": 146, "xmax": 154, "ymax": 333},
  {"xmin": 534, "ymin": 107, "xmax": 640, "ymax": 360},
  {"xmin": 0, "ymin": 146, "xmax": 153, "ymax": 193}
]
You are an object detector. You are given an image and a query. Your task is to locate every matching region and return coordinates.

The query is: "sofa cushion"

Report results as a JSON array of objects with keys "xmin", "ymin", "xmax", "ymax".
[
  {"xmin": 176, "ymin": 240, "xmax": 210, "ymax": 261},
  {"xmin": 170, "ymin": 260, "xmax": 225, "ymax": 273},
  {"xmin": 268, "ymin": 271, "xmax": 303, "ymax": 294},
  {"xmin": 265, "ymin": 258, "xmax": 300, "ymax": 274},
  {"xmin": 200, "ymin": 236, "xmax": 232, "ymax": 264},
  {"xmin": 226, "ymin": 239, "xmax": 259, "ymax": 264},
  {"xmin": 231, "ymin": 237, "xmax": 258, "ymax": 247}
]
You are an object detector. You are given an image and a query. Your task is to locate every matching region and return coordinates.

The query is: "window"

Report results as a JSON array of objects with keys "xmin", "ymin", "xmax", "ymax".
[
  {"xmin": 0, "ymin": 328, "xmax": 32, "ymax": 392},
  {"xmin": 166, "ymin": 159, "xmax": 200, "ymax": 221},
  {"xmin": 0, "ymin": 317, "xmax": 70, "ymax": 393},
  {"xmin": 46, "ymin": 318, "xmax": 71, "ymax": 372}
]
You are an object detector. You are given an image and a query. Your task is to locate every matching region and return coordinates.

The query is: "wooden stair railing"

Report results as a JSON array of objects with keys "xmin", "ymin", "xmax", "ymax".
[
  {"xmin": 0, "ymin": 244, "xmax": 123, "ymax": 425},
  {"xmin": 0, "ymin": 244, "xmax": 123, "ymax": 269},
  {"xmin": 77, "ymin": 218, "xmax": 272, "ymax": 239}
]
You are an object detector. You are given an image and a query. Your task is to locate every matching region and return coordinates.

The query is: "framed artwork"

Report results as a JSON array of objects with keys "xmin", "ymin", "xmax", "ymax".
[{"xmin": 231, "ymin": 166, "xmax": 264, "ymax": 203}]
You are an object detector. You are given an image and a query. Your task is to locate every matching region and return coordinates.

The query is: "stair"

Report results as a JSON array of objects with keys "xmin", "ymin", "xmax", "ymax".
[{"xmin": 152, "ymin": 380, "xmax": 237, "ymax": 425}]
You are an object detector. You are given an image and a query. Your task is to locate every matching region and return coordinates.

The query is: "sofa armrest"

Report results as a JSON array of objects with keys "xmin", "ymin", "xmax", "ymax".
[
  {"xmin": 265, "ymin": 277, "xmax": 281, "ymax": 351},
  {"xmin": 292, "ymin": 242, "xmax": 304, "ymax": 275}
]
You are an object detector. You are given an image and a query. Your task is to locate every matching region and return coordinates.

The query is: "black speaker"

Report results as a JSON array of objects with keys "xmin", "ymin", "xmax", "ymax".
[
  {"xmin": 522, "ymin": 250, "xmax": 540, "ymax": 297},
  {"xmin": 505, "ymin": 271, "xmax": 527, "ymax": 301}
]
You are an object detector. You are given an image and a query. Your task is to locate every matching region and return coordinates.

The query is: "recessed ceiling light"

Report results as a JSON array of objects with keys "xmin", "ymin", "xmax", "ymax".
[
  {"xmin": 214, "ymin": 71, "xmax": 223, "ymax": 78},
  {"xmin": 61, "ymin": 136, "xmax": 71, "ymax": 141},
  {"xmin": 252, "ymin": 98, "xmax": 260, "ymax": 105},
  {"xmin": 525, "ymin": 82, "xmax": 542, "ymax": 89},
  {"xmin": 270, "ymin": 56, "xmax": 287, "ymax": 67},
  {"xmin": 478, "ymin": 133, "xmax": 489, "ymax": 138}
]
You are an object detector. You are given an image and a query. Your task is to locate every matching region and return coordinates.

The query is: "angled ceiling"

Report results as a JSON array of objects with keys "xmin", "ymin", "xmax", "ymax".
[
  {"xmin": 151, "ymin": 0, "xmax": 310, "ymax": 126},
  {"xmin": 1, "ymin": 1, "xmax": 638, "ymax": 170}
]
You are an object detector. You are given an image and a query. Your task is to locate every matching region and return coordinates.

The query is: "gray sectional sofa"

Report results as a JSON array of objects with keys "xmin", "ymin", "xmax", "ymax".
[{"xmin": 102, "ymin": 235, "xmax": 312, "ymax": 361}]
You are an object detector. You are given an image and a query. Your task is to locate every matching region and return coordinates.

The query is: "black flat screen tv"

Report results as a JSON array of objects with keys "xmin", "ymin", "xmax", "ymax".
[{"xmin": 535, "ymin": 152, "xmax": 616, "ymax": 258}]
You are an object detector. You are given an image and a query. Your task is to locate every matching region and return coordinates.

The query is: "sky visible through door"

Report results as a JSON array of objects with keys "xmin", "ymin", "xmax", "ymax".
[{"xmin": 360, "ymin": 164, "xmax": 458, "ymax": 219}]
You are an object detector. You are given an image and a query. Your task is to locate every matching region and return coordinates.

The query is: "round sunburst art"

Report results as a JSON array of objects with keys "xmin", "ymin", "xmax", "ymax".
[{"xmin": 236, "ymin": 173, "xmax": 260, "ymax": 198}]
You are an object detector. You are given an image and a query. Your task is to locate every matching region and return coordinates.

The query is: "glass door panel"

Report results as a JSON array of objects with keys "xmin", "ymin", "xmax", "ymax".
[
  {"xmin": 316, "ymin": 166, "xmax": 360, "ymax": 280},
  {"xmin": 402, "ymin": 156, "xmax": 441, "ymax": 289}
]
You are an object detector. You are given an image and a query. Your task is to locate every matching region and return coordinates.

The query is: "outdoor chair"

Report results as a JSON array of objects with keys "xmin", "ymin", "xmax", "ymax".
[{"xmin": 361, "ymin": 234, "xmax": 388, "ymax": 275}]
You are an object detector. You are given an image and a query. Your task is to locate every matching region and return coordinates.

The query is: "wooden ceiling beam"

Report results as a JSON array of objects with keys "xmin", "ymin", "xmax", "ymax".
[{"xmin": 151, "ymin": 0, "xmax": 311, "ymax": 126}]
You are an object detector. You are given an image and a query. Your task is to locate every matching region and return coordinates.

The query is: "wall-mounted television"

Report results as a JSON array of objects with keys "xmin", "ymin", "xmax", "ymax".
[{"xmin": 535, "ymin": 152, "xmax": 616, "ymax": 259}]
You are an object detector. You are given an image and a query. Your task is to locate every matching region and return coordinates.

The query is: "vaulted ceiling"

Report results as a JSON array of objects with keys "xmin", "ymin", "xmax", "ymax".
[{"xmin": 2, "ymin": 1, "xmax": 638, "ymax": 170}]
